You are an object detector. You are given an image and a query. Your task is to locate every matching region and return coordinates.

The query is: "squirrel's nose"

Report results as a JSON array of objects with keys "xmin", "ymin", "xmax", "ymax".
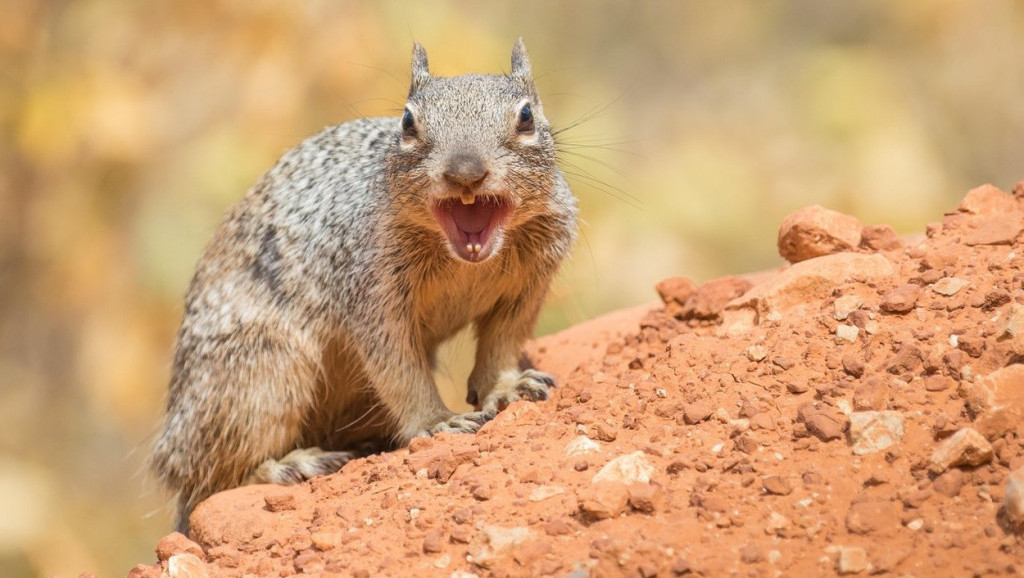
[{"xmin": 443, "ymin": 152, "xmax": 489, "ymax": 189}]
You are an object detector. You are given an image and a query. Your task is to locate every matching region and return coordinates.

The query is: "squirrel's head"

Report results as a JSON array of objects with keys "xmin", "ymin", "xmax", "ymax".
[{"xmin": 388, "ymin": 39, "xmax": 558, "ymax": 264}]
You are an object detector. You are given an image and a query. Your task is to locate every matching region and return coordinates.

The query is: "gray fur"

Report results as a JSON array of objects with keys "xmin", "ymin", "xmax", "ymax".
[{"xmin": 150, "ymin": 39, "xmax": 578, "ymax": 532}]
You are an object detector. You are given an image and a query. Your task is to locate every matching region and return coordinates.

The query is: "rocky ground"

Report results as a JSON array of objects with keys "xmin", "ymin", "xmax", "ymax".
[{"xmin": 124, "ymin": 183, "xmax": 1024, "ymax": 578}]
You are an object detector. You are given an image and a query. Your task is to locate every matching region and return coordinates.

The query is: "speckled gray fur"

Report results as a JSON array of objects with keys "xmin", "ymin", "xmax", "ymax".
[{"xmin": 150, "ymin": 39, "xmax": 577, "ymax": 531}]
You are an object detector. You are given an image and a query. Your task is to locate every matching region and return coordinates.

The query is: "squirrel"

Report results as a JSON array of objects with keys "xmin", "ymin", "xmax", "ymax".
[{"xmin": 150, "ymin": 38, "xmax": 578, "ymax": 531}]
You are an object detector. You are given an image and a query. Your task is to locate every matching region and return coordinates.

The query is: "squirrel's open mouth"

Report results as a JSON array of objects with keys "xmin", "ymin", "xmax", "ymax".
[{"xmin": 431, "ymin": 195, "xmax": 512, "ymax": 262}]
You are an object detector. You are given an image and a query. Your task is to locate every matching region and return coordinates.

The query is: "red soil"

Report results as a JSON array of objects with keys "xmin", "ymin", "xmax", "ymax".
[{"xmin": 127, "ymin": 182, "xmax": 1024, "ymax": 578}]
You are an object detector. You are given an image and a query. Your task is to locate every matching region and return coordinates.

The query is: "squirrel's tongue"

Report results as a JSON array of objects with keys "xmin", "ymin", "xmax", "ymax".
[
  {"xmin": 449, "ymin": 201, "xmax": 496, "ymax": 234},
  {"xmin": 432, "ymin": 196, "xmax": 512, "ymax": 263}
]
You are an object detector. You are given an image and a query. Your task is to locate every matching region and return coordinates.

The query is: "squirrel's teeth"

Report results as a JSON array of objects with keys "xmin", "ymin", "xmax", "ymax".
[
  {"xmin": 460, "ymin": 192, "xmax": 476, "ymax": 205},
  {"xmin": 473, "ymin": 243, "xmax": 482, "ymax": 253}
]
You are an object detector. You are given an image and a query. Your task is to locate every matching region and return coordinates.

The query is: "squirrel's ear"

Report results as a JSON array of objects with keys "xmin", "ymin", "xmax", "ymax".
[
  {"xmin": 511, "ymin": 37, "xmax": 532, "ymax": 80},
  {"xmin": 511, "ymin": 37, "xmax": 540, "ymax": 103},
  {"xmin": 410, "ymin": 42, "xmax": 429, "ymax": 94}
]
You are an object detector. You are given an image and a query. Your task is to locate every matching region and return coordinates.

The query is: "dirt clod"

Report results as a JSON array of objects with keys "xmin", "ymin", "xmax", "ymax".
[
  {"xmin": 155, "ymin": 533, "xmax": 205, "ymax": 562},
  {"xmin": 777, "ymin": 204, "xmax": 862, "ymax": 263},
  {"xmin": 880, "ymin": 284, "xmax": 920, "ymax": 314},
  {"xmin": 930, "ymin": 427, "xmax": 994, "ymax": 473}
]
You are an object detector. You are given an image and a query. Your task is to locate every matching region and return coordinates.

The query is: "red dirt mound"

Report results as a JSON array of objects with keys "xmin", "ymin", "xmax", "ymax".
[{"xmin": 128, "ymin": 182, "xmax": 1024, "ymax": 578}]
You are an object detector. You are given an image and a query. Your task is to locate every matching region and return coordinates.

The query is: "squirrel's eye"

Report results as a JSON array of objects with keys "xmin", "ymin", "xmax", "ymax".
[
  {"xmin": 516, "ymin": 103, "xmax": 535, "ymax": 134},
  {"xmin": 401, "ymin": 108, "xmax": 417, "ymax": 138}
]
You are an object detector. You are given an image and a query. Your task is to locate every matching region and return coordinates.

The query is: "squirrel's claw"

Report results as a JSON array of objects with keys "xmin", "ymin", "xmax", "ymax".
[
  {"xmin": 429, "ymin": 411, "xmax": 495, "ymax": 436},
  {"xmin": 480, "ymin": 369, "xmax": 555, "ymax": 413},
  {"xmin": 247, "ymin": 447, "xmax": 356, "ymax": 485}
]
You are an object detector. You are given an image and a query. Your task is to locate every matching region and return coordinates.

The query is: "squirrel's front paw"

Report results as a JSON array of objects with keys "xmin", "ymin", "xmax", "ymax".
[
  {"xmin": 248, "ymin": 447, "xmax": 356, "ymax": 486},
  {"xmin": 480, "ymin": 369, "xmax": 555, "ymax": 413},
  {"xmin": 429, "ymin": 411, "xmax": 495, "ymax": 436}
]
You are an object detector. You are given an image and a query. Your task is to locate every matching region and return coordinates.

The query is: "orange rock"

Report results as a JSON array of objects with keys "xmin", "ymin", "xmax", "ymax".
[
  {"xmin": 728, "ymin": 253, "xmax": 894, "ymax": 322},
  {"xmin": 777, "ymin": 205, "xmax": 863, "ymax": 263},
  {"xmin": 958, "ymin": 184, "xmax": 1017, "ymax": 215},
  {"xmin": 959, "ymin": 364, "xmax": 1024, "ymax": 439}
]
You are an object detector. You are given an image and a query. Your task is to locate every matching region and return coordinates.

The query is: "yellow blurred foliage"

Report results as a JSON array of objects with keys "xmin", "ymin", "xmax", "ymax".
[{"xmin": 1, "ymin": 2, "xmax": 1022, "ymax": 576}]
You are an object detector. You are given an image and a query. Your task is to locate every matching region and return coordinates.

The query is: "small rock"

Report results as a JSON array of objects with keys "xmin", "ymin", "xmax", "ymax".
[
  {"xmin": 681, "ymin": 277, "xmax": 753, "ymax": 321},
  {"xmin": 404, "ymin": 444, "xmax": 480, "ymax": 482},
  {"xmin": 765, "ymin": 512, "xmax": 790, "ymax": 535},
  {"xmin": 841, "ymin": 354, "xmax": 865, "ymax": 378},
  {"xmin": 931, "ymin": 277, "xmax": 970, "ymax": 296},
  {"xmin": 541, "ymin": 519, "xmax": 571, "ymax": 537},
  {"xmin": 849, "ymin": 411, "xmax": 904, "ymax": 455},
  {"xmin": 423, "ymin": 529, "xmax": 444, "ymax": 553},
  {"xmin": 833, "ymin": 295, "xmax": 864, "ymax": 320},
  {"xmin": 564, "ymin": 435, "xmax": 601, "ymax": 457},
  {"xmin": 932, "ymin": 469, "xmax": 964, "ymax": 498},
  {"xmin": 739, "ymin": 542, "xmax": 763, "ymax": 564},
  {"xmin": 860, "ymin": 224, "xmax": 903, "ymax": 251},
  {"xmin": 205, "ymin": 546, "xmax": 238, "ymax": 569},
  {"xmin": 965, "ymin": 214, "xmax": 1023, "ymax": 246},
  {"xmin": 484, "ymin": 526, "xmax": 532, "ymax": 551},
  {"xmin": 471, "ymin": 484, "xmax": 493, "ymax": 501},
  {"xmin": 310, "ymin": 531, "xmax": 342, "ymax": 551},
  {"xmin": 835, "ymin": 324, "xmax": 859, "ymax": 343},
  {"xmin": 294, "ymin": 551, "xmax": 326, "ymax": 574},
  {"xmin": 1004, "ymin": 467, "xmax": 1024, "ymax": 530},
  {"xmin": 734, "ymin": 433, "xmax": 760, "ymax": 453},
  {"xmin": 578, "ymin": 481, "xmax": 630, "ymax": 520},
  {"xmin": 985, "ymin": 289, "xmax": 1012, "ymax": 309},
  {"xmin": 958, "ymin": 364, "xmax": 1024, "ymax": 439},
  {"xmin": 836, "ymin": 546, "xmax": 869, "ymax": 574},
  {"xmin": 749, "ymin": 413, "xmax": 776, "ymax": 432},
  {"xmin": 845, "ymin": 499, "xmax": 899, "ymax": 535},
  {"xmin": 798, "ymin": 405, "xmax": 848, "ymax": 442},
  {"xmin": 156, "ymin": 533, "xmax": 204, "ymax": 562},
  {"xmin": 929, "ymin": 427, "xmax": 993, "ymax": 473},
  {"xmin": 777, "ymin": 205, "xmax": 862, "ymax": 263},
  {"xmin": 957, "ymin": 334, "xmax": 985, "ymax": 358},
  {"xmin": 923, "ymin": 374, "xmax": 954, "ymax": 392},
  {"xmin": 888, "ymin": 343, "xmax": 923, "ymax": 374},
  {"xmin": 746, "ymin": 345, "xmax": 768, "ymax": 361},
  {"xmin": 880, "ymin": 284, "xmax": 919, "ymax": 314},
  {"xmin": 627, "ymin": 483, "xmax": 664, "ymax": 513},
  {"xmin": 166, "ymin": 554, "xmax": 209, "ymax": 578},
  {"xmin": 901, "ymin": 488, "xmax": 932, "ymax": 509},
  {"xmin": 683, "ymin": 400, "xmax": 715, "ymax": 425},
  {"xmin": 691, "ymin": 492, "xmax": 729, "ymax": 513},
  {"xmin": 655, "ymin": 276, "xmax": 697, "ymax": 306},
  {"xmin": 469, "ymin": 526, "xmax": 533, "ymax": 568},
  {"xmin": 958, "ymin": 183, "xmax": 1017, "ymax": 215},
  {"xmin": 762, "ymin": 475, "xmax": 793, "ymax": 496},
  {"xmin": 787, "ymin": 382, "xmax": 810, "ymax": 394},
  {"xmin": 999, "ymin": 304, "xmax": 1024, "ymax": 340},
  {"xmin": 773, "ymin": 356, "xmax": 795, "ymax": 370},
  {"xmin": 126, "ymin": 565, "xmax": 160, "ymax": 578},
  {"xmin": 593, "ymin": 451, "xmax": 655, "ymax": 484},
  {"xmin": 407, "ymin": 436, "xmax": 434, "ymax": 453},
  {"xmin": 451, "ymin": 525, "xmax": 474, "ymax": 544},
  {"xmin": 727, "ymin": 253, "xmax": 894, "ymax": 320},
  {"xmin": 263, "ymin": 491, "xmax": 296, "ymax": 513},
  {"xmin": 528, "ymin": 485, "xmax": 565, "ymax": 502},
  {"xmin": 594, "ymin": 423, "xmax": 618, "ymax": 442}
]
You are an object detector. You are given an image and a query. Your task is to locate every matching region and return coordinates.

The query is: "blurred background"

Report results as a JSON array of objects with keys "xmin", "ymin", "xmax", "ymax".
[{"xmin": 2, "ymin": 1, "xmax": 1023, "ymax": 575}]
